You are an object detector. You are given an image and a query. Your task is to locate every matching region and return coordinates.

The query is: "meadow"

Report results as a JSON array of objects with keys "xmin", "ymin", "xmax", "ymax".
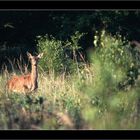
[{"xmin": 0, "ymin": 30, "xmax": 140, "ymax": 129}]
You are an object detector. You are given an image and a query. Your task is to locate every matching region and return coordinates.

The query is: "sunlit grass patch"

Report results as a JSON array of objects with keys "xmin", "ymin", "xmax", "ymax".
[{"xmin": 1, "ymin": 30, "xmax": 140, "ymax": 129}]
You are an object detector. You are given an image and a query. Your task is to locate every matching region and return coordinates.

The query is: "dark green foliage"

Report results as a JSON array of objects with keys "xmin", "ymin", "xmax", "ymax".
[
  {"xmin": 1, "ymin": 11, "xmax": 140, "ymax": 129},
  {"xmin": 1, "ymin": 11, "xmax": 140, "ymax": 71},
  {"xmin": 37, "ymin": 32, "xmax": 85, "ymax": 75}
]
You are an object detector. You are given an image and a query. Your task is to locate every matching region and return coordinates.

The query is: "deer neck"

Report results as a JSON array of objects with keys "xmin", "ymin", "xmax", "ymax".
[{"xmin": 31, "ymin": 64, "xmax": 38, "ymax": 90}]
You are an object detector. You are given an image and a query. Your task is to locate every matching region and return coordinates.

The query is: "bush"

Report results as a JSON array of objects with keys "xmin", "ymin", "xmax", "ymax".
[
  {"xmin": 37, "ymin": 31, "xmax": 85, "ymax": 75},
  {"xmin": 92, "ymin": 30, "xmax": 137, "ymax": 90},
  {"xmin": 77, "ymin": 30, "xmax": 140, "ymax": 129},
  {"xmin": 93, "ymin": 30, "xmax": 134, "ymax": 70}
]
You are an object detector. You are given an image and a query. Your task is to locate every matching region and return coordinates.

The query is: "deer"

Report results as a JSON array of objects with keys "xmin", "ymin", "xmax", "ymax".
[{"xmin": 6, "ymin": 52, "xmax": 43, "ymax": 94}]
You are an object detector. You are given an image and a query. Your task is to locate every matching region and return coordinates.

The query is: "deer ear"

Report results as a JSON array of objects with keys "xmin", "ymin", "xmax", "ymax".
[
  {"xmin": 27, "ymin": 52, "xmax": 32, "ymax": 59},
  {"xmin": 37, "ymin": 53, "xmax": 43, "ymax": 58}
]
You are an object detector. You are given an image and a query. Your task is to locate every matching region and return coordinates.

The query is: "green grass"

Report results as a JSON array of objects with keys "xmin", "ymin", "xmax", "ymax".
[
  {"xmin": 0, "ymin": 69, "xmax": 86, "ymax": 129},
  {"xmin": 0, "ymin": 61, "xmax": 140, "ymax": 130},
  {"xmin": 1, "ymin": 30, "xmax": 140, "ymax": 130}
]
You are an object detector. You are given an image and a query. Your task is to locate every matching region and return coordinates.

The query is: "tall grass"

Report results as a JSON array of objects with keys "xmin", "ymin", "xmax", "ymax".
[{"xmin": 0, "ymin": 30, "xmax": 140, "ymax": 129}]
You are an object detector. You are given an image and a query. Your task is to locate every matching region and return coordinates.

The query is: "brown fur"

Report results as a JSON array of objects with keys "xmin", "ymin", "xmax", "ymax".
[
  {"xmin": 6, "ymin": 52, "xmax": 43, "ymax": 94},
  {"xmin": 7, "ymin": 74, "xmax": 32, "ymax": 93}
]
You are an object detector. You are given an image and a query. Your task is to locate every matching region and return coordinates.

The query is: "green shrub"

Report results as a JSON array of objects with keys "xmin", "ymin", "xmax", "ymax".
[
  {"xmin": 37, "ymin": 31, "xmax": 85, "ymax": 75},
  {"xmin": 78, "ymin": 30, "xmax": 140, "ymax": 129},
  {"xmin": 92, "ymin": 30, "xmax": 137, "ymax": 89},
  {"xmin": 93, "ymin": 30, "xmax": 134, "ymax": 71}
]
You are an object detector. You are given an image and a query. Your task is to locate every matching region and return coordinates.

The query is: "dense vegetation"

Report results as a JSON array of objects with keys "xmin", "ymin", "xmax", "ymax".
[{"xmin": 1, "ymin": 11, "xmax": 140, "ymax": 129}]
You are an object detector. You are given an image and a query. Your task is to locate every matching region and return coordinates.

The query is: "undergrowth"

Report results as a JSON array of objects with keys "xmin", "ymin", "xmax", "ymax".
[{"xmin": 0, "ymin": 30, "xmax": 140, "ymax": 129}]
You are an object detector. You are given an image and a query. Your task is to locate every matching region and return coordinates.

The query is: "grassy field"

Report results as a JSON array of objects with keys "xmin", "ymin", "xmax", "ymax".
[
  {"xmin": 1, "ymin": 31, "xmax": 140, "ymax": 130},
  {"xmin": 0, "ymin": 60, "xmax": 140, "ymax": 130},
  {"xmin": 0, "ymin": 64, "xmax": 93, "ymax": 129}
]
